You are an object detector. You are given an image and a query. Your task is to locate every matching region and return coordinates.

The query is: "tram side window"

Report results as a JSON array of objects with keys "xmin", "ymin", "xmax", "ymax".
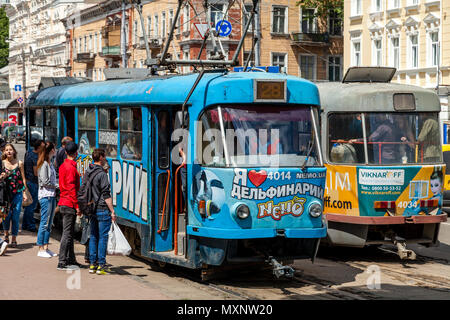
[
  {"xmin": 29, "ymin": 108, "xmax": 44, "ymax": 143},
  {"xmin": 328, "ymin": 113, "xmax": 364, "ymax": 164},
  {"xmin": 78, "ymin": 107, "xmax": 96, "ymax": 155},
  {"xmin": 158, "ymin": 111, "xmax": 170, "ymax": 168},
  {"xmin": 44, "ymin": 108, "xmax": 57, "ymax": 144},
  {"xmin": 99, "ymin": 108, "xmax": 118, "ymax": 157},
  {"xmin": 120, "ymin": 107, "xmax": 142, "ymax": 161}
]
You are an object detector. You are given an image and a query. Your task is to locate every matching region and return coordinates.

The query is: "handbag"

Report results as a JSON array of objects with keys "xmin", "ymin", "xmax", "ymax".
[{"xmin": 22, "ymin": 188, "xmax": 33, "ymax": 207}]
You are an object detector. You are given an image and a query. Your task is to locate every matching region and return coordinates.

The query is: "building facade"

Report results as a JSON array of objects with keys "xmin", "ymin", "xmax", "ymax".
[{"xmin": 243, "ymin": 1, "xmax": 344, "ymax": 80}]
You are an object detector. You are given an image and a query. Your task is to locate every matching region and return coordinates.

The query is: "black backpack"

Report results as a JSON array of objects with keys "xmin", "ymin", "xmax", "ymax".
[
  {"xmin": 0, "ymin": 160, "xmax": 10, "ymax": 207},
  {"xmin": 78, "ymin": 167, "xmax": 103, "ymax": 216}
]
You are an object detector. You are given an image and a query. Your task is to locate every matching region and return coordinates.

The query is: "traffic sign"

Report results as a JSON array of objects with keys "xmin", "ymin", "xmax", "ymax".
[
  {"xmin": 194, "ymin": 23, "xmax": 209, "ymax": 39},
  {"xmin": 14, "ymin": 84, "xmax": 22, "ymax": 92},
  {"xmin": 215, "ymin": 20, "xmax": 232, "ymax": 37},
  {"xmin": 17, "ymin": 97, "xmax": 24, "ymax": 104}
]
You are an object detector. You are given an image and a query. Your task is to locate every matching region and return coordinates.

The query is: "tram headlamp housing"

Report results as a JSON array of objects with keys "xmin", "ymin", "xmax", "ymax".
[
  {"xmin": 236, "ymin": 204, "xmax": 250, "ymax": 219},
  {"xmin": 308, "ymin": 202, "xmax": 323, "ymax": 218}
]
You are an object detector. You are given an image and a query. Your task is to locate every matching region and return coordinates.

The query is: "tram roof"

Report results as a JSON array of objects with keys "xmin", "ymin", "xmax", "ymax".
[
  {"xmin": 27, "ymin": 71, "xmax": 320, "ymax": 108},
  {"xmin": 316, "ymin": 81, "xmax": 441, "ymax": 113}
]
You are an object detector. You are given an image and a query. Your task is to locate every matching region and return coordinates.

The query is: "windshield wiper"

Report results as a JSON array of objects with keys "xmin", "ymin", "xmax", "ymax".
[{"xmin": 300, "ymin": 139, "xmax": 314, "ymax": 171}]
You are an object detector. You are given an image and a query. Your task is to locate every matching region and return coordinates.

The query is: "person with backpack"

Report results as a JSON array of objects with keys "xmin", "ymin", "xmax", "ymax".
[
  {"xmin": 80, "ymin": 148, "xmax": 116, "ymax": 275},
  {"xmin": 56, "ymin": 141, "xmax": 81, "ymax": 270},
  {"xmin": 36, "ymin": 142, "xmax": 57, "ymax": 258}
]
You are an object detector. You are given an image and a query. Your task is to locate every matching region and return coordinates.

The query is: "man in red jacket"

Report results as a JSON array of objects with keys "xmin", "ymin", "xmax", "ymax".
[{"xmin": 57, "ymin": 141, "xmax": 82, "ymax": 270}]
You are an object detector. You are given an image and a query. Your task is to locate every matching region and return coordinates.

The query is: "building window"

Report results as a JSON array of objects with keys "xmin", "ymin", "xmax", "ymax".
[
  {"xmin": 391, "ymin": 0, "xmax": 400, "ymax": 8},
  {"xmin": 272, "ymin": 6, "xmax": 287, "ymax": 34},
  {"xmin": 328, "ymin": 56, "xmax": 342, "ymax": 81},
  {"xmin": 243, "ymin": 4, "xmax": 254, "ymax": 31},
  {"xmin": 210, "ymin": 3, "xmax": 225, "ymax": 27},
  {"xmin": 133, "ymin": 20, "xmax": 138, "ymax": 44},
  {"xmin": 147, "ymin": 16, "xmax": 152, "ymax": 37},
  {"xmin": 94, "ymin": 33, "xmax": 97, "ymax": 53},
  {"xmin": 372, "ymin": 39, "xmax": 382, "ymax": 66},
  {"xmin": 301, "ymin": 8, "xmax": 316, "ymax": 33},
  {"xmin": 430, "ymin": 31, "xmax": 439, "ymax": 66},
  {"xmin": 243, "ymin": 51, "xmax": 255, "ymax": 66},
  {"xmin": 352, "ymin": 40, "xmax": 361, "ymax": 66},
  {"xmin": 73, "ymin": 39, "xmax": 77, "ymax": 55},
  {"xmin": 352, "ymin": 0, "xmax": 362, "ymax": 16},
  {"xmin": 272, "ymin": 52, "xmax": 286, "ymax": 72},
  {"xmin": 89, "ymin": 34, "xmax": 93, "ymax": 52},
  {"xmin": 372, "ymin": 0, "xmax": 382, "ymax": 12},
  {"xmin": 410, "ymin": 34, "xmax": 418, "ymax": 68},
  {"xmin": 154, "ymin": 14, "xmax": 159, "ymax": 38},
  {"xmin": 329, "ymin": 10, "xmax": 342, "ymax": 36},
  {"xmin": 391, "ymin": 36, "xmax": 399, "ymax": 68},
  {"xmin": 300, "ymin": 55, "xmax": 316, "ymax": 80},
  {"xmin": 84, "ymin": 36, "xmax": 87, "ymax": 53},
  {"xmin": 183, "ymin": 5, "xmax": 190, "ymax": 32},
  {"xmin": 162, "ymin": 12, "xmax": 166, "ymax": 38},
  {"xmin": 169, "ymin": 10, "xmax": 174, "ymax": 30},
  {"xmin": 78, "ymin": 37, "xmax": 82, "ymax": 53}
]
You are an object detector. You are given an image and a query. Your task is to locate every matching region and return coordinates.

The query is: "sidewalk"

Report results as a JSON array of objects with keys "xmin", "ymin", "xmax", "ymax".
[{"xmin": 0, "ymin": 230, "xmax": 170, "ymax": 300}]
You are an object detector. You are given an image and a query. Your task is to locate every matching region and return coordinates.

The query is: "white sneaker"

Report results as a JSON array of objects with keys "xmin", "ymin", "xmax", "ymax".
[
  {"xmin": 46, "ymin": 249, "xmax": 58, "ymax": 257},
  {"xmin": 37, "ymin": 250, "xmax": 52, "ymax": 258},
  {"xmin": 0, "ymin": 242, "xmax": 7, "ymax": 256}
]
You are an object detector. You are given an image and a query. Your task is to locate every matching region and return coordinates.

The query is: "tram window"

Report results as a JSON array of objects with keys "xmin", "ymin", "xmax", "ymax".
[
  {"xmin": 78, "ymin": 107, "xmax": 96, "ymax": 155},
  {"xmin": 29, "ymin": 108, "xmax": 44, "ymax": 143},
  {"xmin": 157, "ymin": 172, "xmax": 170, "ymax": 231},
  {"xmin": 44, "ymin": 108, "xmax": 57, "ymax": 144},
  {"xmin": 120, "ymin": 107, "xmax": 142, "ymax": 161},
  {"xmin": 99, "ymin": 108, "xmax": 118, "ymax": 157},
  {"xmin": 198, "ymin": 105, "xmax": 320, "ymax": 167},
  {"xmin": 158, "ymin": 111, "xmax": 170, "ymax": 168},
  {"xmin": 327, "ymin": 113, "xmax": 364, "ymax": 164}
]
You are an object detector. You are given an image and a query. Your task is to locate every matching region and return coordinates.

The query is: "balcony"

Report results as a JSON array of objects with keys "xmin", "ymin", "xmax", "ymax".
[
  {"xmin": 291, "ymin": 32, "xmax": 329, "ymax": 46},
  {"xmin": 101, "ymin": 46, "xmax": 121, "ymax": 57},
  {"xmin": 134, "ymin": 37, "xmax": 163, "ymax": 50},
  {"xmin": 75, "ymin": 53, "xmax": 95, "ymax": 63}
]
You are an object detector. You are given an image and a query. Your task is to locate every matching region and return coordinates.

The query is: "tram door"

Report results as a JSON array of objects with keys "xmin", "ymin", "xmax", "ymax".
[
  {"xmin": 153, "ymin": 109, "xmax": 174, "ymax": 252},
  {"xmin": 61, "ymin": 108, "xmax": 75, "ymax": 141}
]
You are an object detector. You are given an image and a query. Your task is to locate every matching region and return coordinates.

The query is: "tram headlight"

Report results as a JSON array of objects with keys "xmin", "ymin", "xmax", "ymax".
[
  {"xmin": 308, "ymin": 202, "xmax": 323, "ymax": 218},
  {"xmin": 236, "ymin": 204, "xmax": 250, "ymax": 219}
]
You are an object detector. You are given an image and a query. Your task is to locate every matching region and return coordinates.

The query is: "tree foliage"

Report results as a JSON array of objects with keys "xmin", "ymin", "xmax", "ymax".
[
  {"xmin": 296, "ymin": 0, "xmax": 344, "ymax": 20},
  {"xmin": 0, "ymin": 6, "xmax": 9, "ymax": 69}
]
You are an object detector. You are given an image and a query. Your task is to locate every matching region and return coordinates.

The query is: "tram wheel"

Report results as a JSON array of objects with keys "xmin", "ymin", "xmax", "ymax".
[{"xmin": 158, "ymin": 261, "xmax": 167, "ymax": 268}]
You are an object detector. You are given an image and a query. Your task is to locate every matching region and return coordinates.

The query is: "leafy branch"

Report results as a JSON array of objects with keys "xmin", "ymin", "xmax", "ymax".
[{"xmin": 296, "ymin": 0, "xmax": 344, "ymax": 20}]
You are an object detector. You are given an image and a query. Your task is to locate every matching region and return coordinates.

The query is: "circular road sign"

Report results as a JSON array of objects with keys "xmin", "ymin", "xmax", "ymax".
[{"xmin": 215, "ymin": 20, "xmax": 232, "ymax": 37}]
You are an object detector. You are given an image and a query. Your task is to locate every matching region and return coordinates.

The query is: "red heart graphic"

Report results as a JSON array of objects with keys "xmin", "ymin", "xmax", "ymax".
[{"xmin": 248, "ymin": 170, "xmax": 267, "ymax": 187}]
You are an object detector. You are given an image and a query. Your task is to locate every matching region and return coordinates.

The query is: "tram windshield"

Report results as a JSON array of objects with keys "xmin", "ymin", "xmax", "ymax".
[
  {"xmin": 198, "ymin": 105, "xmax": 320, "ymax": 167},
  {"xmin": 328, "ymin": 112, "xmax": 442, "ymax": 165}
]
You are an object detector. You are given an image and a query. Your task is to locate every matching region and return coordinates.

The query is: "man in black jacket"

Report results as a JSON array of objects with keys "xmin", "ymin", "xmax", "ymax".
[{"xmin": 85, "ymin": 148, "xmax": 116, "ymax": 275}]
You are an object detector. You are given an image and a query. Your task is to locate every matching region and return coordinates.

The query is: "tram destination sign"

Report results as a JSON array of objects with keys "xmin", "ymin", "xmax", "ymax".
[{"xmin": 254, "ymin": 79, "xmax": 286, "ymax": 103}]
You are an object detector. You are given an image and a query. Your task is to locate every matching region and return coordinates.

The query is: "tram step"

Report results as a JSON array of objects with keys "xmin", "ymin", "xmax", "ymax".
[
  {"xmin": 177, "ymin": 213, "xmax": 186, "ymax": 233},
  {"xmin": 177, "ymin": 232, "xmax": 186, "ymax": 256}
]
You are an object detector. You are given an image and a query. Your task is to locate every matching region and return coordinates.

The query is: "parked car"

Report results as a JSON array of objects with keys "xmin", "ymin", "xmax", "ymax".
[
  {"xmin": 0, "ymin": 121, "xmax": 15, "ymax": 138},
  {"xmin": 8, "ymin": 125, "xmax": 26, "ymax": 143},
  {"xmin": 1, "ymin": 125, "xmax": 15, "ymax": 141}
]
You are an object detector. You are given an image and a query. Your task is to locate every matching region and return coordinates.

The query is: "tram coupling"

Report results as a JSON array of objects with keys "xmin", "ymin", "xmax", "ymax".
[
  {"xmin": 391, "ymin": 235, "xmax": 417, "ymax": 260},
  {"xmin": 267, "ymin": 256, "xmax": 295, "ymax": 278}
]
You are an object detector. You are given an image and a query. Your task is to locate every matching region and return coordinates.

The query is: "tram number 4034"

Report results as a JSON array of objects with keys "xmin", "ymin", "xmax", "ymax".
[{"xmin": 397, "ymin": 201, "xmax": 419, "ymax": 209}]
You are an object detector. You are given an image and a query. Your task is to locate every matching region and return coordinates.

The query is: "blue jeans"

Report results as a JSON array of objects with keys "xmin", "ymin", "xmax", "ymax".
[
  {"xmin": 89, "ymin": 210, "xmax": 112, "ymax": 266},
  {"xmin": 22, "ymin": 181, "xmax": 38, "ymax": 230},
  {"xmin": 3, "ymin": 192, "xmax": 23, "ymax": 236},
  {"xmin": 36, "ymin": 197, "xmax": 56, "ymax": 246}
]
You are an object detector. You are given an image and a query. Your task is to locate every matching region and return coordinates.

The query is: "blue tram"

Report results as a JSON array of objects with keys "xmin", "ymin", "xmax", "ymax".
[{"xmin": 27, "ymin": 71, "xmax": 326, "ymax": 277}]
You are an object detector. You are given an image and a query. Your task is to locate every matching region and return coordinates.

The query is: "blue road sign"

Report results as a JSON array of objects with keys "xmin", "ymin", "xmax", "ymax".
[
  {"xmin": 14, "ymin": 85, "xmax": 22, "ymax": 92},
  {"xmin": 216, "ymin": 20, "xmax": 232, "ymax": 37},
  {"xmin": 17, "ymin": 97, "xmax": 24, "ymax": 104}
]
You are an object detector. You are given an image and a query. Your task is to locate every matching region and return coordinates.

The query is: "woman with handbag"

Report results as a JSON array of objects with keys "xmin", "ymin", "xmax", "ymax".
[
  {"xmin": 36, "ymin": 142, "xmax": 57, "ymax": 258},
  {"xmin": 1, "ymin": 143, "xmax": 29, "ymax": 247}
]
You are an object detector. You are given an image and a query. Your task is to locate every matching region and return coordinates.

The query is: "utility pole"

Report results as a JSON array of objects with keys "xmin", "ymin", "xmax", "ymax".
[
  {"xmin": 254, "ymin": 1, "xmax": 260, "ymax": 66},
  {"xmin": 121, "ymin": 0, "xmax": 128, "ymax": 68}
]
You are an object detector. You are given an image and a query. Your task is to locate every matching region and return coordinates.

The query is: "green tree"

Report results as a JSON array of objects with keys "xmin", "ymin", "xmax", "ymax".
[
  {"xmin": 296, "ymin": 0, "xmax": 344, "ymax": 20},
  {"xmin": 0, "ymin": 6, "xmax": 9, "ymax": 68}
]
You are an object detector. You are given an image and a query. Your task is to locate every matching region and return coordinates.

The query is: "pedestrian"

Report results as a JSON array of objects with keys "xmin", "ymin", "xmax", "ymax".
[
  {"xmin": 54, "ymin": 136, "xmax": 73, "ymax": 178},
  {"xmin": 80, "ymin": 161, "xmax": 110, "ymax": 264},
  {"xmin": 57, "ymin": 141, "xmax": 82, "ymax": 270},
  {"xmin": 36, "ymin": 141, "xmax": 57, "ymax": 258},
  {"xmin": 1, "ymin": 143, "xmax": 29, "ymax": 247},
  {"xmin": 86, "ymin": 148, "xmax": 116, "ymax": 275},
  {"xmin": 23, "ymin": 139, "xmax": 45, "ymax": 232},
  {"xmin": 0, "ymin": 137, "xmax": 7, "ymax": 236}
]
